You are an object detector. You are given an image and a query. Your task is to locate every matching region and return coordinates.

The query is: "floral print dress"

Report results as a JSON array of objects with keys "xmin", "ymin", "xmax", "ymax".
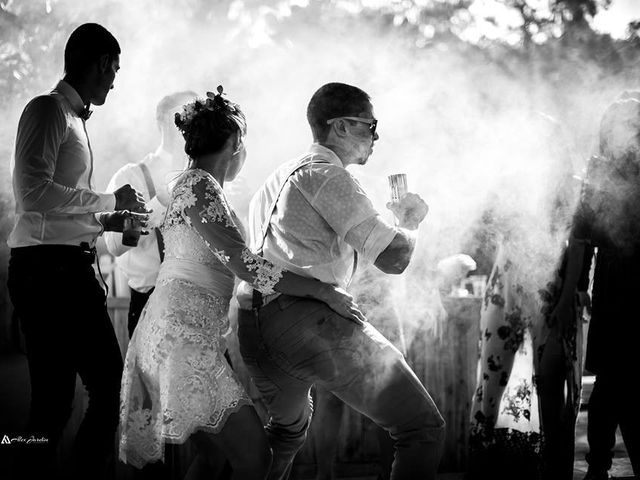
[
  {"xmin": 468, "ymin": 241, "xmax": 583, "ymax": 479},
  {"xmin": 118, "ymin": 168, "xmax": 283, "ymax": 468}
]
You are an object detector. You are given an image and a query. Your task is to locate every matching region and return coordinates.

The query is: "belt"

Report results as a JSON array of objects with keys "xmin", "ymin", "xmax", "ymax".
[{"xmin": 10, "ymin": 242, "xmax": 97, "ymax": 264}]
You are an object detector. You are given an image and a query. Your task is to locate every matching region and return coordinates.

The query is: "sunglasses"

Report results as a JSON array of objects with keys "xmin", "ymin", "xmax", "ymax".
[{"xmin": 327, "ymin": 116, "xmax": 378, "ymax": 136}]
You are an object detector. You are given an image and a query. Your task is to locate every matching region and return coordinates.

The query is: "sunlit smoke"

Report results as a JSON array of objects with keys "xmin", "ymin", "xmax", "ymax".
[{"xmin": 2, "ymin": 0, "xmax": 639, "ymax": 351}]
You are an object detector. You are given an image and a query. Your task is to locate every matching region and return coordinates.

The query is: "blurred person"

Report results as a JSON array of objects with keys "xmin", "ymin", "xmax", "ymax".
[
  {"xmin": 6, "ymin": 23, "xmax": 147, "ymax": 479},
  {"xmin": 118, "ymin": 88, "xmax": 364, "ymax": 480},
  {"xmin": 467, "ymin": 114, "xmax": 585, "ymax": 480},
  {"xmin": 560, "ymin": 96, "xmax": 640, "ymax": 480},
  {"xmin": 236, "ymin": 82, "xmax": 445, "ymax": 480},
  {"xmin": 104, "ymin": 90, "xmax": 196, "ymax": 338}
]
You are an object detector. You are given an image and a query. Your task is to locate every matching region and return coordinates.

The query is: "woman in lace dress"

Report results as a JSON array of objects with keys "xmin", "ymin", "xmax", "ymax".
[{"xmin": 118, "ymin": 88, "xmax": 365, "ymax": 479}]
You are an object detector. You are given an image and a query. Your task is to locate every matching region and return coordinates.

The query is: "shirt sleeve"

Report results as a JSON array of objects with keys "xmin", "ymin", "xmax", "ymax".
[
  {"xmin": 13, "ymin": 96, "xmax": 116, "ymax": 215},
  {"xmin": 344, "ymin": 215, "xmax": 397, "ymax": 264},
  {"xmin": 301, "ymin": 167, "xmax": 381, "ymax": 240},
  {"xmin": 103, "ymin": 166, "xmax": 137, "ymax": 256},
  {"xmin": 184, "ymin": 175, "xmax": 284, "ymax": 295}
]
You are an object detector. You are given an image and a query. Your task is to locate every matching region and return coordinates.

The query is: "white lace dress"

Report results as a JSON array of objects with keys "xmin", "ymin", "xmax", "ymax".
[{"xmin": 118, "ymin": 168, "xmax": 283, "ymax": 468}]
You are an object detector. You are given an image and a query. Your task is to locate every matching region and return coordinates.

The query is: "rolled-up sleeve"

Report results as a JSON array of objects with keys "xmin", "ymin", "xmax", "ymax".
[
  {"xmin": 301, "ymin": 167, "xmax": 397, "ymax": 263},
  {"xmin": 344, "ymin": 215, "xmax": 397, "ymax": 264}
]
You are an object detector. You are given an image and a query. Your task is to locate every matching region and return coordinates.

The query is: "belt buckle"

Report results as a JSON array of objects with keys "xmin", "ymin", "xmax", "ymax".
[{"xmin": 79, "ymin": 242, "xmax": 96, "ymax": 262}]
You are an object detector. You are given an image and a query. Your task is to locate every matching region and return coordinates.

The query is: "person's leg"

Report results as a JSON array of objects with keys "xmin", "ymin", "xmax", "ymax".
[
  {"xmin": 188, "ymin": 405, "xmax": 271, "ymax": 480},
  {"xmin": 375, "ymin": 426, "xmax": 394, "ymax": 480},
  {"xmin": 241, "ymin": 297, "xmax": 445, "ymax": 480},
  {"xmin": 324, "ymin": 348, "xmax": 444, "ymax": 480},
  {"xmin": 585, "ymin": 371, "xmax": 618, "ymax": 476},
  {"xmin": 237, "ymin": 305, "xmax": 315, "ymax": 480},
  {"xmin": 312, "ymin": 387, "xmax": 345, "ymax": 480},
  {"xmin": 70, "ymin": 263, "xmax": 124, "ymax": 479},
  {"xmin": 537, "ymin": 332, "xmax": 577, "ymax": 480},
  {"xmin": 616, "ymin": 368, "xmax": 640, "ymax": 477},
  {"xmin": 7, "ymin": 250, "xmax": 79, "ymax": 478},
  {"xmin": 128, "ymin": 288, "xmax": 153, "ymax": 339}
]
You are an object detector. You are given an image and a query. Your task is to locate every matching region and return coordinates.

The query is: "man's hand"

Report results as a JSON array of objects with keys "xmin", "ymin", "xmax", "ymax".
[
  {"xmin": 318, "ymin": 285, "xmax": 366, "ymax": 325},
  {"xmin": 386, "ymin": 193, "xmax": 429, "ymax": 230},
  {"xmin": 100, "ymin": 211, "xmax": 150, "ymax": 234},
  {"xmin": 114, "ymin": 184, "xmax": 147, "ymax": 212}
]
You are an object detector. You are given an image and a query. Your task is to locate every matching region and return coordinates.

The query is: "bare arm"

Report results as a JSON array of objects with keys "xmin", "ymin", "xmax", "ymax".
[
  {"xmin": 374, "ymin": 192, "xmax": 428, "ymax": 274},
  {"xmin": 374, "ymin": 229, "xmax": 417, "ymax": 274}
]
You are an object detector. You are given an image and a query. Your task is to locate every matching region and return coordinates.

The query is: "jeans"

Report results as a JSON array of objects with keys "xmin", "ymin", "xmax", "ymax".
[
  {"xmin": 7, "ymin": 245, "xmax": 123, "ymax": 479},
  {"xmin": 237, "ymin": 294, "xmax": 445, "ymax": 480}
]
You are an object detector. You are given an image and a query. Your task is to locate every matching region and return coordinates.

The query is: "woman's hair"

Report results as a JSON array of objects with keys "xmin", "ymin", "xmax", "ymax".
[
  {"xmin": 156, "ymin": 90, "xmax": 198, "ymax": 130},
  {"xmin": 174, "ymin": 87, "xmax": 246, "ymax": 158},
  {"xmin": 64, "ymin": 23, "xmax": 120, "ymax": 76}
]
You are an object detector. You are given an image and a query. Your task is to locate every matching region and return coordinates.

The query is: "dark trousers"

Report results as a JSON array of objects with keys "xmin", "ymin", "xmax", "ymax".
[
  {"xmin": 128, "ymin": 287, "xmax": 154, "ymax": 339},
  {"xmin": 238, "ymin": 295, "xmax": 445, "ymax": 480},
  {"xmin": 7, "ymin": 245, "xmax": 123, "ymax": 479},
  {"xmin": 586, "ymin": 369, "xmax": 640, "ymax": 476}
]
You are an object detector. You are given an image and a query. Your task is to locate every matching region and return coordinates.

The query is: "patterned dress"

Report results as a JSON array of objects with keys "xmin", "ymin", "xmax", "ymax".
[
  {"xmin": 468, "ymin": 240, "xmax": 583, "ymax": 479},
  {"xmin": 119, "ymin": 168, "xmax": 283, "ymax": 468}
]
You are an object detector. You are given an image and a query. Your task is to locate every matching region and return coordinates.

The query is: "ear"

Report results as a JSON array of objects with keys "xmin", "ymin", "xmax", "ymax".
[
  {"xmin": 330, "ymin": 119, "xmax": 349, "ymax": 139},
  {"xmin": 98, "ymin": 54, "xmax": 111, "ymax": 74},
  {"xmin": 231, "ymin": 131, "xmax": 243, "ymax": 153}
]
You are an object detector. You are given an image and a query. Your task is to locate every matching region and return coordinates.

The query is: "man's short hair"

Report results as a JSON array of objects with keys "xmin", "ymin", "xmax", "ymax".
[
  {"xmin": 156, "ymin": 91, "xmax": 198, "ymax": 129},
  {"xmin": 64, "ymin": 23, "xmax": 120, "ymax": 76},
  {"xmin": 307, "ymin": 83, "xmax": 371, "ymax": 142}
]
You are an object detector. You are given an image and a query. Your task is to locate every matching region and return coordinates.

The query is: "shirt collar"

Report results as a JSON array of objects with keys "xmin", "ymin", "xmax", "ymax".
[
  {"xmin": 53, "ymin": 80, "xmax": 87, "ymax": 117},
  {"xmin": 308, "ymin": 143, "xmax": 344, "ymax": 168}
]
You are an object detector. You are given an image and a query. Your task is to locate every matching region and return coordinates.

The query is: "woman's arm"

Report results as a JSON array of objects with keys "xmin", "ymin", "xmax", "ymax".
[{"xmin": 181, "ymin": 172, "xmax": 364, "ymax": 323}]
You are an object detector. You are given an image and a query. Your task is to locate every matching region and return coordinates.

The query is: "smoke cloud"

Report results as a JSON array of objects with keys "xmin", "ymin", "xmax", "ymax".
[{"xmin": 2, "ymin": 0, "xmax": 639, "ymax": 345}]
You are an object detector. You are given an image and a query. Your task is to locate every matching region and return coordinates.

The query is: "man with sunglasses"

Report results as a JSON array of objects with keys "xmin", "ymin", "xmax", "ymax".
[{"xmin": 237, "ymin": 82, "xmax": 444, "ymax": 480}]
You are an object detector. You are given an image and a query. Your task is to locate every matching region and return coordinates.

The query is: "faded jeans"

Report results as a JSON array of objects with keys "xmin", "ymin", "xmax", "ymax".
[{"xmin": 237, "ymin": 294, "xmax": 445, "ymax": 480}]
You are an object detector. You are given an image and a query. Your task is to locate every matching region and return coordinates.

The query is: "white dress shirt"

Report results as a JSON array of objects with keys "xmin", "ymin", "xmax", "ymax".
[
  {"xmin": 247, "ymin": 143, "xmax": 397, "ymax": 288},
  {"xmin": 8, "ymin": 80, "xmax": 116, "ymax": 248},
  {"xmin": 103, "ymin": 154, "xmax": 168, "ymax": 293}
]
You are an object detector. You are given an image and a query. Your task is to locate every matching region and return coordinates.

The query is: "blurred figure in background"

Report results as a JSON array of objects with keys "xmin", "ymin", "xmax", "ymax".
[
  {"xmin": 562, "ymin": 95, "xmax": 640, "ymax": 480},
  {"xmin": 104, "ymin": 90, "xmax": 196, "ymax": 338},
  {"xmin": 6, "ymin": 23, "xmax": 147, "ymax": 479},
  {"xmin": 467, "ymin": 113, "xmax": 585, "ymax": 480}
]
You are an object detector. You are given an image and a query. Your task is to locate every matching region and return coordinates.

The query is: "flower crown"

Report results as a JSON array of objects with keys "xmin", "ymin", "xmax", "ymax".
[{"xmin": 174, "ymin": 85, "xmax": 240, "ymax": 133}]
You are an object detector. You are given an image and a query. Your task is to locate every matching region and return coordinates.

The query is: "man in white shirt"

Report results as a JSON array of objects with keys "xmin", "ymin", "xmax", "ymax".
[
  {"xmin": 104, "ymin": 90, "xmax": 196, "ymax": 338},
  {"xmin": 7, "ymin": 23, "xmax": 146, "ymax": 480},
  {"xmin": 237, "ymin": 83, "xmax": 445, "ymax": 480}
]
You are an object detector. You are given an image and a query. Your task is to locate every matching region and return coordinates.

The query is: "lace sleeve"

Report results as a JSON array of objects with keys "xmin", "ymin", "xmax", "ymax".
[{"xmin": 181, "ymin": 169, "xmax": 283, "ymax": 294}]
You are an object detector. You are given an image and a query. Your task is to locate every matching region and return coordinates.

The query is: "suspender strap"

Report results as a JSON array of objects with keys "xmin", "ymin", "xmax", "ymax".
[
  {"xmin": 255, "ymin": 157, "xmax": 358, "ymax": 294},
  {"xmin": 138, "ymin": 162, "xmax": 165, "ymax": 262},
  {"xmin": 255, "ymin": 158, "xmax": 328, "ymax": 255},
  {"xmin": 139, "ymin": 162, "xmax": 156, "ymax": 199}
]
